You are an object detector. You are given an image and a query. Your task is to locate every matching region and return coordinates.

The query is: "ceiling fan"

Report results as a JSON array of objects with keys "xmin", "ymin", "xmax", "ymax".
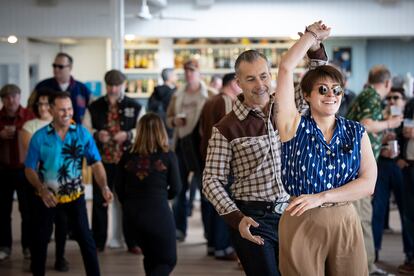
[{"xmin": 126, "ymin": 0, "xmax": 196, "ymax": 21}]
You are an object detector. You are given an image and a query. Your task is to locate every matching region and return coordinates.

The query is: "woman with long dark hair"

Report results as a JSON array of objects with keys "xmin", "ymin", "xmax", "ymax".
[{"xmin": 115, "ymin": 112, "xmax": 181, "ymax": 275}]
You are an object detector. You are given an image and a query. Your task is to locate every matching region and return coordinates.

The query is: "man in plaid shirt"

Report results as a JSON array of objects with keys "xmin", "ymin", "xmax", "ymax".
[{"xmin": 202, "ymin": 45, "xmax": 327, "ymax": 275}]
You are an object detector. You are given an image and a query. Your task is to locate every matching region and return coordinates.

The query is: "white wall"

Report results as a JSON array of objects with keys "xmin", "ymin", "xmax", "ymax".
[
  {"xmin": 29, "ymin": 38, "xmax": 108, "ymax": 84},
  {"xmin": 0, "ymin": 39, "xmax": 108, "ymax": 105},
  {"xmin": 0, "ymin": 0, "xmax": 112, "ymax": 37},
  {"xmin": 1, "ymin": 0, "xmax": 414, "ymax": 39},
  {"xmin": 0, "ymin": 39, "xmax": 30, "ymax": 104},
  {"xmin": 125, "ymin": 0, "xmax": 414, "ymax": 38}
]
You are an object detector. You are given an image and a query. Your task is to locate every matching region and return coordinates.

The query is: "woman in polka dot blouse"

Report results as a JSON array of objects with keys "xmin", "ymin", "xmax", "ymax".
[{"xmin": 274, "ymin": 21, "xmax": 377, "ymax": 276}]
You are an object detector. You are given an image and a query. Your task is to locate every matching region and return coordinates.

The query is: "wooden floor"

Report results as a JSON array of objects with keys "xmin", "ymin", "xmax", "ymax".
[{"xmin": 0, "ymin": 200, "xmax": 407, "ymax": 275}]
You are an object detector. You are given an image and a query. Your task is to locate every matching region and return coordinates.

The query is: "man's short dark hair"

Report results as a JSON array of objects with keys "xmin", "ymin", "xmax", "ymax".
[
  {"xmin": 368, "ymin": 65, "xmax": 391, "ymax": 85},
  {"xmin": 161, "ymin": 68, "xmax": 174, "ymax": 82},
  {"xmin": 50, "ymin": 91, "xmax": 71, "ymax": 106},
  {"xmin": 234, "ymin": 50, "xmax": 268, "ymax": 75},
  {"xmin": 55, "ymin": 52, "xmax": 73, "ymax": 65},
  {"xmin": 222, "ymin": 73, "xmax": 236, "ymax": 87}
]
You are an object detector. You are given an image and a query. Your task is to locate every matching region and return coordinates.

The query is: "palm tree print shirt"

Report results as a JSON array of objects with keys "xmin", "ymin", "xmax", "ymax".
[{"xmin": 25, "ymin": 123, "xmax": 101, "ymax": 203}]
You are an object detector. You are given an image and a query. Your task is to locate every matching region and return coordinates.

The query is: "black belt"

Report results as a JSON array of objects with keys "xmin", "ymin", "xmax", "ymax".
[{"xmin": 235, "ymin": 200, "xmax": 288, "ymax": 214}]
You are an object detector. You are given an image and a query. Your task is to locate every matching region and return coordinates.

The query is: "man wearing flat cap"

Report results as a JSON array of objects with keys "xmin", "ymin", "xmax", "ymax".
[
  {"xmin": 0, "ymin": 84, "xmax": 34, "ymax": 261},
  {"xmin": 83, "ymin": 69, "xmax": 144, "ymax": 253}
]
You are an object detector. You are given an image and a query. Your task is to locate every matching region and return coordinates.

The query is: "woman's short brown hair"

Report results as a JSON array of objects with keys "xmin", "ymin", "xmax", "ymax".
[
  {"xmin": 131, "ymin": 112, "xmax": 169, "ymax": 155},
  {"xmin": 300, "ymin": 65, "xmax": 345, "ymax": 96}
]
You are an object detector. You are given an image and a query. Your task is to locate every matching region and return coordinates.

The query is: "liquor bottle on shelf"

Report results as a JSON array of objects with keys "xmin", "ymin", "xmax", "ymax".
[
  {"xmin": 127, "ymin": 80, "xmax": 136, "ymax": 93},
  {"xmin": 128, "ymin": 50, "xmax": 135, "ymax": 69},
  {"xmin": 135, "ymin": 51, "xmax": 142, "ymax": 68},
  {"xmin": 124, "ymin": 52, "xmax": 129, "ymax": 69},
  {"xmin": 136, "ymin": 80, "xmax": 143, "ymax": 94}
]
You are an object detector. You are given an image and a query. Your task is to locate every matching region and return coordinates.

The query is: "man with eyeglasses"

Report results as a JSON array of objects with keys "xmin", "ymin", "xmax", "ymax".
[
  {"xmin": 347, "ymin": 65, "xmax": 403, "ymax": 275},
  {"xmin": 202, "ymin": 42, "xmax": 328, "ymax": 275},
  {"xmin": 35, "ymin": 52, "xmax": 91, "ymax": 124}
]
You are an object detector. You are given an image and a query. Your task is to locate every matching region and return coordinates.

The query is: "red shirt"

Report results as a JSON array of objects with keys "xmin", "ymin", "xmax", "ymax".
[{"xmin": 0, "ymin": 106, "xmax": 35, "ymax": 168}]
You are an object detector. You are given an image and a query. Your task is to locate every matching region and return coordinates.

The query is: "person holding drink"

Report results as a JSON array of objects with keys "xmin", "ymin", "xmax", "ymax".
[
  {"xmin": 0, "ymin": 84, "xmax": 34, "ymax": 261},
  {"xmin": 371, "ymin": 87, "xmax": 411, "ymax": 264}
]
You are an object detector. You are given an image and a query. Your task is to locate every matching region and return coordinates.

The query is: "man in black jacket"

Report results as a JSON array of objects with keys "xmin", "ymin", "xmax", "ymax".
[
  {"xmin": 147, "ymin": 68, "xmax": 177, "ymax": 140},
  {"xmin": 83, "ymin": 70, "xmax": 145, "ymax": 253}
]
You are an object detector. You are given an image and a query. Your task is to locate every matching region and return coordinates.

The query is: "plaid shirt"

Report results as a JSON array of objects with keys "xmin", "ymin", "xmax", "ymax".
[
  {"xmin": 203, "ymin": 96, "xmax": 290, "ymax": 216},
  {"xmin": 203, "ymin": 53, "xmax": 327, "ymax": 227}
]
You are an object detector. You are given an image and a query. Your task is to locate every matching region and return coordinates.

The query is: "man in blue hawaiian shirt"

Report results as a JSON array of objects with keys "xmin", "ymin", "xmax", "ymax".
[{"xmin": 25, "ymin": 91, "xmax": 113, "ymax": 276}]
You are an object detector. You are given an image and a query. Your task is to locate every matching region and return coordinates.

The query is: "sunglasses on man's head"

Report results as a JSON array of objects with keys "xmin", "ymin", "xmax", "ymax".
[
  {"xmin": 52, "ymin": 63, "xmax": 70, "ymax": 70},
  {"xmin": 318, "ymin": 85, "xmax": 344, "ymax": 96},
  {"xmin": 386, "ymin": 95, "xmax": 402, "ymax": 101}
]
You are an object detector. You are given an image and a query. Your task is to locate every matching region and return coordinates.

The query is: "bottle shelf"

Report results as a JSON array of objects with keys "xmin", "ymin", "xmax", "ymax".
[{"xmin": 125, "ymin": 68, "xmax": 160, "ymax": 74}]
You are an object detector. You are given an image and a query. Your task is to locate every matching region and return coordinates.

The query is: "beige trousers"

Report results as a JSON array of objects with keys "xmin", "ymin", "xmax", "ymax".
[
  {"xmin": 279, "ymin": 204, "xmax": 368, "ymax": 276},
  {"xmin": 352, "ymin": 196, "xmax": 376, "ymax": 273}
]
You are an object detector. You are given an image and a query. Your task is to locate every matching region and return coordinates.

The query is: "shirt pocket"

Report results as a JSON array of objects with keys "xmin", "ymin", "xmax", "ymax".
[{"xmin": 232, "ymin": 137, "xmax": 269, "ymax": 177}]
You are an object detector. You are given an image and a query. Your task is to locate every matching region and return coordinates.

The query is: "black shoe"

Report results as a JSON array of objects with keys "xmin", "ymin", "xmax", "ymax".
[
  {"xmin": 54, "ymin": 258, "xmax": 69, "ymax": 272},
  {"xmin": 215, "ymin": 252, "xmax": 238, "ymax": 261}
]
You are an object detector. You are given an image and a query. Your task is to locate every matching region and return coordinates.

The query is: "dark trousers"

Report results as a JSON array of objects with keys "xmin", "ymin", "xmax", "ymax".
[
  {"xmin": 124, "ymin": 198, "xmax": 177, "ymax": 276},
  {"xmin": 30, "ymin": 195, "xmax": 100, "ymax": 276},
  {"xmin": 204, "ymin": 173, "xmax": 233, "ymax": 256},
  {"xmin": 54, "ymin": 207, "xmax": 68, "ymax": 261},
  {"xmin": 372, "ymin": 157, "xmax": 411, "ymax": 255},
  {"xmin": 205, "ymin": 201, "xmax": 233, "ymax": 255},
  {"xmin": 173, "ymin": 142, "xmax": 203, "ymax": 237},
  {"xmin": 92, "ymin": 163, "xmax": 136, "ymax": 249},
  {"xmin": 230, "ymin": 203, "xmax": 281, "ymax": 276},
  {"xmin": 92, "ymin": 163, "xmax": 115, "ymax": 249},
  {"xmin": 402, "ymin": 164, "xmax": 414, "ymax": 261},
  {"xmin": 0, "ymin": 168, "xmax": 32, "ymax": 251}
]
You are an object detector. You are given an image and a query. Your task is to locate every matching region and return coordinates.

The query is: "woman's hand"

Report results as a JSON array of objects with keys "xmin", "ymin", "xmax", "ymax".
[
  {"xmin": 285, "ymin": 193, "xmax": 325, "ymax": 216},
  {"xmin": 305, "ymin": 20, "xmax": 331, "ymax": 50}
]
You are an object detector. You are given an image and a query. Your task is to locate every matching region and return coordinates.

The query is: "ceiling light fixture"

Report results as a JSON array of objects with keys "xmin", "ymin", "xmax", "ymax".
[
  {"xmin": 7, "ymin": 35, "xmax": 18, "ymax": 44},
  {"xmin": 138, "ymin": 0, "xmax": 152, "ymax": 20}
]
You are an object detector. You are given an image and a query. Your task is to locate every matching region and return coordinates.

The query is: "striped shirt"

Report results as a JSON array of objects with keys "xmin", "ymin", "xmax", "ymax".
[{"xmin": 281, "ymin": 114, "xmax": 365, "ymax": 196}]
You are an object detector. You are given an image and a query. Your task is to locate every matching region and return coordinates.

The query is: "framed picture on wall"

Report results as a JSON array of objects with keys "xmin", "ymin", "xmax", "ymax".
[{"xmin": 332, "ymin": 47, "xmax": 352, "ymax": 78}]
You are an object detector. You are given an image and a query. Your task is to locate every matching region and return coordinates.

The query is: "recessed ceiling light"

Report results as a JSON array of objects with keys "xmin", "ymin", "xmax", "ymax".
[{"xmin": 7, "ymin": 35, "xmax": 18, "ymax": 44}]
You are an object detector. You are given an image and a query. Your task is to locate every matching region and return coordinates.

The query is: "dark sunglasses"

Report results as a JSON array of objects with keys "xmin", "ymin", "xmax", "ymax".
[
  {"xmin": 386, "ymin": 96, "xmax": 402, "ymax": 101},
  {"xmin": 318, "ymin": 85, "xmax": 344, "ymax": 96},
  {"xmin": 52, "ymin": 63, "xmax": 70, "ymax": 69}
]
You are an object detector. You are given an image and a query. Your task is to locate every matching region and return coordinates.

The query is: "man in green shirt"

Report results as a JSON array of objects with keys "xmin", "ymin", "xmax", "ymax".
[{"xmin": 347, "ymin": 65, "xmax": 403, "ymax": 275}]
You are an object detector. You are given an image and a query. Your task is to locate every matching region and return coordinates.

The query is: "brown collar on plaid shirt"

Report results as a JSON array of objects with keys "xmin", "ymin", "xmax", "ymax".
[{"xmin": 233, "ymin": 93, "xmax": 272, "ymax": 121}]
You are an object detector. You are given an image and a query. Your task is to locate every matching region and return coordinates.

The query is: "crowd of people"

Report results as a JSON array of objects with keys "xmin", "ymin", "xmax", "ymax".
[{"xmin": 0, "ymin": 20, "xmax": 413, "ymax": 276}]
